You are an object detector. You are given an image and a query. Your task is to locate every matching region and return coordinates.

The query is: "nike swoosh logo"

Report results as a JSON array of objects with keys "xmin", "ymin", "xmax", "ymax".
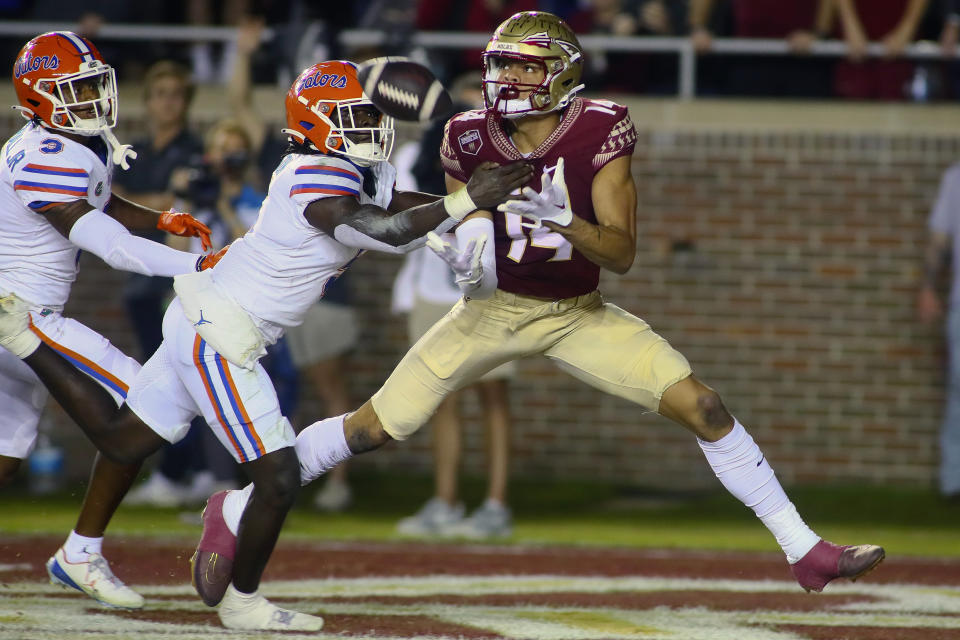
[{"xmin": 756, "ymin": 455, "xmax": 765, "ymax": 467}]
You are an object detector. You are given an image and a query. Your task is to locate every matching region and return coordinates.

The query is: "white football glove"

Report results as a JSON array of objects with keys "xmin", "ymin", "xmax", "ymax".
[
  {"xmin": 425, "ymin": 231, "xmax": 487, "ymax": 288},
  {"xmin": 497, "ymin": 156, "xmax": 573, "ymax": 228}
]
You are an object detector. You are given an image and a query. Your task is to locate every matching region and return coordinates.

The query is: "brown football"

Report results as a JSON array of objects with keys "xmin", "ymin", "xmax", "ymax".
[{"xmin": 357, "ymin": 57, "xmax": 454, "ymax": 122}]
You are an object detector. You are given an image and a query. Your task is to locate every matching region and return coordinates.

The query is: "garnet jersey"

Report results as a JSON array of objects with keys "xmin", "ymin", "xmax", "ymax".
[
  {"xmin": 211, "ymin": 153, "xmax": 396, "ymax": 343},
  {"xmin": 0, "ymin": 121, "xmax": 112, "ymax": 308},
  {"xmin": 441, "ymin": 97, "xmax": 637, "ymax": 299}
]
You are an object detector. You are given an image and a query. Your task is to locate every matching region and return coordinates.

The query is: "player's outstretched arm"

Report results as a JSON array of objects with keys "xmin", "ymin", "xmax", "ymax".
[
  {"xmin": 108, "ymin": 194, "xmax": 212, "ymax": 251},
  {"xmin": 44, "ymin": 200, "xmax": 207, "ymax": 276},
  {"xmin": 305, "ymin": 161, "xmax": 531, "ymax": 254}
]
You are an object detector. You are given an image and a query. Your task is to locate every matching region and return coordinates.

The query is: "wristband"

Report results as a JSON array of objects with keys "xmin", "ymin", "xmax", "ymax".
[
  {"xmin": 195, "ymin": 254, "xmax": 205, "ymax": 272},
  {"xmin": 442, "ymin": 187, "xmax": 477, "ymax": 221}
]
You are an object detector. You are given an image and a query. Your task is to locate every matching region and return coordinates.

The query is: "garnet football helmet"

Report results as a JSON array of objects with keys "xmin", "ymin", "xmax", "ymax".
[
  {"xmin": 283, "ymin": 60, "xmax": 394, "ymax": 167},
  {"xmin": 13, "ymin": 31, "xmax": 117, "ymax": 136},
  {"xmin": 482, "ymin": 11, "xmax": 584, "ymax": 119}
]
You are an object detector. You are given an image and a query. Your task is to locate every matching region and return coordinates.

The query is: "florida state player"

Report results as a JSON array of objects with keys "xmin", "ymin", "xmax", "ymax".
[{"xmin": 280, "ymin": 10, "xmax": 885, "ymax": 593}]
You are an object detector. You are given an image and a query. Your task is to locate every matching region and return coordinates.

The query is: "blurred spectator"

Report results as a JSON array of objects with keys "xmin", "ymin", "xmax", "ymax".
[
  {"xmin": 226, "ymin": 16, "xmax": 288, "ymax": 189},
  {"xmin": 689, "ymin": 0, "xmax": 836, "ymax": 97},
  {"xmin": 113, "ymin": 60, "xmax": 200, "ymax": 370},
  {"xmin": 169, "ymin": 119, "xmax": 263, "ymax": 246},
  {"xmin": 187, "ymin": 0, "xmax": 252, "ymax": 83},
  {"xmin": 27, "ymin": 2, "xmax": 171, "ymax": 78},
  {"xmin": 939, "ymin": 0, "xmax": 960, "ymax": 99},
  {"xmin": 834, "ymin": 0, "xmax": 930, "ymax": 100},
  {"xmin": 390, "ymin": 74, "xmax": 515, "ymax": 539},
  {"xmin": 391, "ymin": 246, "xmax": 516, "ymax": 539},
  {"xmin": 415, "ymin": 0, "xmax": 538, "ymax": 80},
  {"xmin": 917, "ymin": 162, "xmax": 960, "ymax": 504},
  {"xmin": 583, "ymin": 0, "xmax": 688, "ymax": 94},
  {"xmin": 942, "ymin": 0, "xmax": 960, "ymax": 54}
]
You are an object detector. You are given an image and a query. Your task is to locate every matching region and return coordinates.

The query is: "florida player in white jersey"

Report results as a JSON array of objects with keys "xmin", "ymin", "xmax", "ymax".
[
  {"xmin": 0, "ymin": 59, "xmax": 530, "ymax": 630},
  {"xmin": 0, "ymin": 31, "xmax": 218, "ymax": 609},
  {"xmin": 197, "ymin": 11, "xmax": 886, "ymax": 596}
]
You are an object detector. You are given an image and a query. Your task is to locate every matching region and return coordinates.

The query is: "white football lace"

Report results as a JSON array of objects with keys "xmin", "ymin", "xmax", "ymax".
[{"xmin": 378, "ymin": 82, "xmax": 419, "ymax": 109}]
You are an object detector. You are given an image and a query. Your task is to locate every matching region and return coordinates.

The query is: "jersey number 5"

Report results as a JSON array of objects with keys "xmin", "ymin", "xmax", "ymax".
[{"xmin": 504, "ymin": 212, "xmax": 573, "ymax": 263}]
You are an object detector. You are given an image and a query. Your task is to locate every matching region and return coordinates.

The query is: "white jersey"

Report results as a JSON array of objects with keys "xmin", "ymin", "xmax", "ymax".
[
  {"xmin": 212, "ymin": 153, "xmax": 396, "ymax": 342},
  {"xmin": 0, "ymin": 122, "xmax": 112, "ymax": 309}
]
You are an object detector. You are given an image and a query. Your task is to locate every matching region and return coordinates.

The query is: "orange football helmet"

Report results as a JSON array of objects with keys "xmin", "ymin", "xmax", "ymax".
[
  {"xmin": 283, "ymin": 60, "xmax": 394, "ymax": 167},
  {"xmin": 13, "ymin": 31, "xmax": 118, "ymax": 136}
]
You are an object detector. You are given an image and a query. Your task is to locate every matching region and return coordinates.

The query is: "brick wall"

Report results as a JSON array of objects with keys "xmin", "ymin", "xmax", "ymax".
[{"xmin": 6, "ymin": 96, "xmax": 953, "ymax": 489}]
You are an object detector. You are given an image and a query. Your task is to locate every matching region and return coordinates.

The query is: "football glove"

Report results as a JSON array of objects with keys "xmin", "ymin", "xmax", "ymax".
[
  {"xmin": 425, "ymin": 231, "xmax": 487, "ymax": 287},
  {"xmin": 196, "ymin": 244, "xmax": 230, "ymax": 271},
  {"xmin": 497, "ymin": 157, "xmax": 573, "ymax": 228},
  {"xmin": 158, "ymin": 210, "xmax": 213, "ymax": 251}
]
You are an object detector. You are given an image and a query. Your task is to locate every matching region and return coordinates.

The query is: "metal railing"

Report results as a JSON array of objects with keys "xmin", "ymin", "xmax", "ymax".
[{"xmin": 0, "ymin": 21, "xmax": 953, "ymax": 99}]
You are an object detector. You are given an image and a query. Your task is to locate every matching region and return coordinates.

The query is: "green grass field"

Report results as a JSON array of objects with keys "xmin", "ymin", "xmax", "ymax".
[{"xmin": 3, "ymin": 472, "xmax": 958, "ymax": 558}]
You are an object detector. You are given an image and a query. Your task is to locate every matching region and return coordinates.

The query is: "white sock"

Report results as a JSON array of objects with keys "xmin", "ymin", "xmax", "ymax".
[
  {"xmin": 222, "ymin": 484, "xmax": 253, "ymax": 536},
  {"xmin": 63, "ymin": 531, "xmax": 102, "ymax": 563},
  {"xmin": 222, "ymin": 584, "xmax": 261, "ymax": 608},
  {"xmin": 698, "ymin": 419, "xmax": 819, "ymax": 563},
  {"xmin": 295, "ymin": 414, "xmax": 352, "ymax": 486},
  {"xmin": 761, "ymin": 503, "xmax": 821, "ymax": 563}
]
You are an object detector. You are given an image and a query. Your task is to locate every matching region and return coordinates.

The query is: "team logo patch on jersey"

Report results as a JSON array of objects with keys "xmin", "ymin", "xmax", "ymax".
[
  {"xmin": 458, "ymin": 130, "xmax": 483, "ymax": 156},
  {"xmin": 95, "ymin": 182, "xmax": 103, "ymax": 196}
]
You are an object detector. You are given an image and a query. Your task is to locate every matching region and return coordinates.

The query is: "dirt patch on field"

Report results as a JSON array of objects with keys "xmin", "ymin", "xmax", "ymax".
[{"xmin": 3, "ymin": 535, "xmax": 959, "ymax": 640}]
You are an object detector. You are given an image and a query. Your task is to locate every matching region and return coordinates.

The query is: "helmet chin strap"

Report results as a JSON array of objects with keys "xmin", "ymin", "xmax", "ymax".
[{"xmin": 100, "ymin": 127, "xmax": 137, "ymax": 170}]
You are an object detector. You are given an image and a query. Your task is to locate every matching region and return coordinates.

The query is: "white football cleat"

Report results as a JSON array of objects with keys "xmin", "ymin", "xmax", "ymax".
[
  {"xmin": 0, "ymin": 293, "xmax": 39, "ymax": 358},
  {"xmin": 46, "ymin": 547, "xmax": 144, "ymax": 609},
  {"xmin": 218, "ymin": 585, "xmax": 324, "ymax": 631}
]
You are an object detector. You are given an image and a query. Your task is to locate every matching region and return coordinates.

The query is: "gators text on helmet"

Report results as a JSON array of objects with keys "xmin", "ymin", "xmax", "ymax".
[
  {"xmin": 13, "ymin": 31, "xmax": 118, "ymax": 136},
  {"xmin": 283, "ymin": 60, "xmax": 395, "ymax": 167}
]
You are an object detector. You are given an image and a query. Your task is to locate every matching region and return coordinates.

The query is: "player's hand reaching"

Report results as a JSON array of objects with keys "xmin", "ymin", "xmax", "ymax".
[
  {"xmin": 196, "ymin": 244, "xmax": 230, "ymax": 271},
  {"xmin": 497, "ymin": 157, "xmax": 573, "ymax": 228},
  {"xmin": 426, "ymin": 231, "xmax": 486, "ymax": 287},
  {"xmin": 158, "ymin": 210, "xmax": 213, "ymax": 251},
  {"xmin": 465, "ymin": 161, "xmax": 533, "ymax": 209}
]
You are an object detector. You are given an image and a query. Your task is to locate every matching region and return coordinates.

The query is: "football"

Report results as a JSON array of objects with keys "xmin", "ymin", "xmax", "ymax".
[{"xmin": 357, "ymin": 57, "xmax": 454, "ymax": 122}]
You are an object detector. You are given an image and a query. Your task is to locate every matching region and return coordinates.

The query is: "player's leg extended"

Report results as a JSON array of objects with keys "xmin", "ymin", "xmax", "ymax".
[
  {"xmin": 172, "ymin": 322, "xmax": 321, "ymax": 630},
  {"xmin": 0, "ymin": 299, "xmax": 163, "ymax": 461},
  {"xmin": 25, "ymin": 314, "xmax": 160, "ymax": 609},
  {"xmin": 20, "ymin": 343, "xmax": 166, "ymax": 462},
  {"xmin": 73, "ymin": 453, "xmax": 141, "ymax": 539},
  {"xmin": 545, "ymin": 300, "xmax": 884, "ymax": 591},
  {"xmin": 232, "ymin": 447, "xmax": 300, "ymax": 592}
]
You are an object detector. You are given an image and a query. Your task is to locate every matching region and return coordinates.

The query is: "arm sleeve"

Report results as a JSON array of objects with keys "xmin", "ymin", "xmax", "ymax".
[
  {"xmin": 333, "ymin": 216, "xmax": 457, "ymax": 254},
  {"xmin": 455, "ymin": 217, "xmax": 497, "ymax": 299},
  {"xmin": 68, "ymin": 209, "xmax": 201, "ymax": 276}
]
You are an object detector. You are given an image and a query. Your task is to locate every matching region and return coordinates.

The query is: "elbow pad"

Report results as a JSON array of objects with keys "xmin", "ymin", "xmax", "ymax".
[
  {"xmin": 455, "ymin": 217, "xmax": 497, "ymax": 299},
  {"xmin": 69, "ymin": 210, "xmax": 200, "ymax": 277}
]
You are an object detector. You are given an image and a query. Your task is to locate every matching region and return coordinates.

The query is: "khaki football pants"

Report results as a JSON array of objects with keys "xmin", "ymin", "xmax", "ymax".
[{"xmin": 372, "ymin": 289, "xmax": 692, "ymax": 440}]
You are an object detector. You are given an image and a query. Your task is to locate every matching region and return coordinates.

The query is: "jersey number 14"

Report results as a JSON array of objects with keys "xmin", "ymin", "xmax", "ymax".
[{"xmin": 504, "ymin": 212, "xmax": 573, "ymax": 263}]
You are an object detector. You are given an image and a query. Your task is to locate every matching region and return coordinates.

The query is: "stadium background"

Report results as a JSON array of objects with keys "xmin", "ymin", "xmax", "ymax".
[{"xmin": 0, "ymin": 1, "xmax": 955, "ymax": 493}]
